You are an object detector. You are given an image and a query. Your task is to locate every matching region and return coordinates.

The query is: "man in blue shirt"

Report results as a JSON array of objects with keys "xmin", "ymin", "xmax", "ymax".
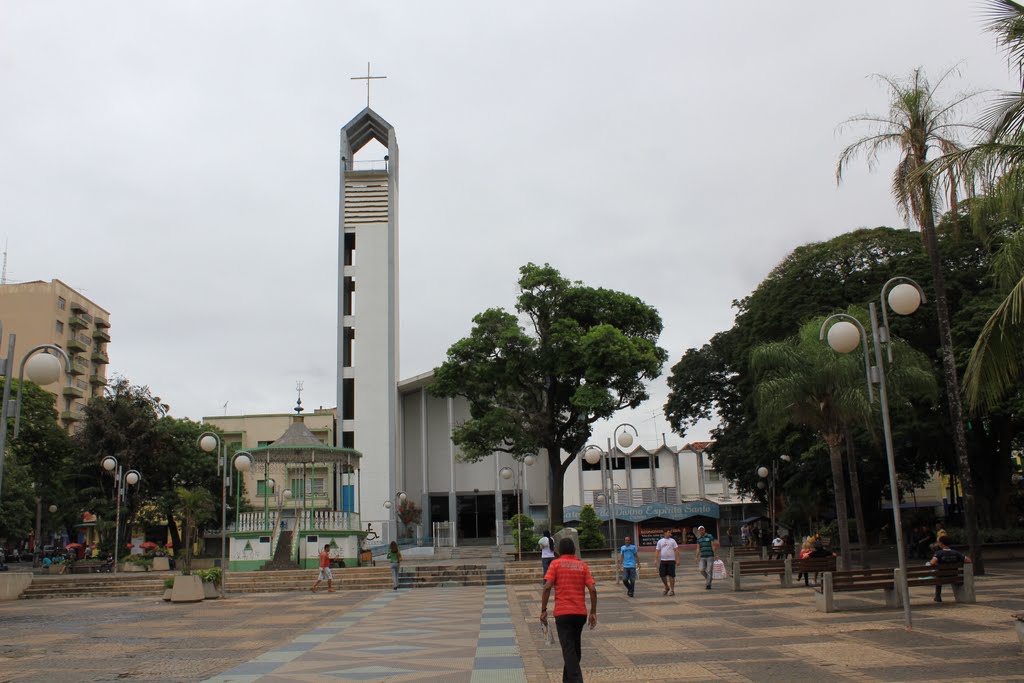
[
  {"xmin": 618, "ymin": 536, "xmax": 639, "ymax": 597},
  {"xmin": 694, "ymin": 526, "xmax": 718, "ymax": 590}
]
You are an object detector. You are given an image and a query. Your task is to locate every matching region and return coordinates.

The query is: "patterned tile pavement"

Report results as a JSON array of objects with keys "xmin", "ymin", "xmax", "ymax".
[{"xmin": 0, "ymin": 561, "xmax": 1022, "ymax": 682}]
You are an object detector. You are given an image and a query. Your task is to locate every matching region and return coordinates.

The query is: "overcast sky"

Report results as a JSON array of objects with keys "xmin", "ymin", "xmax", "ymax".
[{"xmin": 2, "ymin": 2, "xmax": 1015, "ymax": 450}]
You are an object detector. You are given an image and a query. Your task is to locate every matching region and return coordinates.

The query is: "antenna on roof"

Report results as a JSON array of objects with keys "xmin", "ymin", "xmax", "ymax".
[
  {"xmin": 2, "ymin": 238, "xmax": 8, "ymax": 285},
  {"xmin": 222, "ymin": 400, "xmax": 229, "ymax": 416},
  {"xmin": 295, "ymin": 380, "xmax": 304, "ymax": 415}
]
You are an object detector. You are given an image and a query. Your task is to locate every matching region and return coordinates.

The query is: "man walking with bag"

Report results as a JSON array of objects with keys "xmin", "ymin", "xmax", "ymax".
[
  {"xmin": 540, "ymin": 537, "xmax": 597, "ymax": 683},
  {"xmin": 694, "ymin": 526, "xmax": 719, "ymax": 590}
]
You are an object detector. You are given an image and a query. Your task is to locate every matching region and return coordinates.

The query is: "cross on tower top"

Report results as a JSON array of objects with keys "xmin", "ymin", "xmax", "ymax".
[{"xmin": 351, "ymin": 62, "xmax": 387, "ymax": 108}]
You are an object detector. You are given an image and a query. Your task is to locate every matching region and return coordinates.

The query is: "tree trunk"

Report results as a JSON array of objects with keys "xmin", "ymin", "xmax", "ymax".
[
  {"xmin": 825, "ymin": 433, "xmax": 852, "ymax": 565},
  {"xmin": 547, "ymin": 445, "xmax": 568, "ymax": 529},
  {"xmin": 919, "ymin": 203, "xmax": 984, "ymax": 574},
  {"xmin": 844, "ymin": 429, "xmax": 869, "ymax": 569},
  {"xmin": 166, "ymin": 508, "xmax": 182, "ymax": 550}
]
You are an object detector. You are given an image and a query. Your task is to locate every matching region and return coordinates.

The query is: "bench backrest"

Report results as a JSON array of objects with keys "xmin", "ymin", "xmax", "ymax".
[
  {"xmin": 905, "ymin": 563, "xmax": 963, "ymax": 582},
  {"xmin": 736, "ymin": 560, "xmax": 786, "ymax": 574},
  {"xmin": 828, "ymin": 567, "xmax": 895, "ymax": 590},
  {"xmin": 793, "ymin": 556, "xmax": 837, "ymax": 571}
]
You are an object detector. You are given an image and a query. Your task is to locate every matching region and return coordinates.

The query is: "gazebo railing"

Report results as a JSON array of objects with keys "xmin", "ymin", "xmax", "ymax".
[
  {"xmin": 298, "ymin": 510, "xmax": 360, "ymax": 531},
  {"xmin": 236, "ymin": 511, "xmax": 277, "ymax": 532}
]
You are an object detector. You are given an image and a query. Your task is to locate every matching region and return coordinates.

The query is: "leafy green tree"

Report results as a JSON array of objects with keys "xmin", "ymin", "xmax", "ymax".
[
  {"xmin": 176, "ymin": 486, "xmax": 215, "ymax": 573},
  {"xmin": 0, "ymin": 379, "xmax": 77, "ymax": 543},
  {"xmin": 431, "ymin": 263, "xmax": 666, "ymax": 526},
  {"xmin": 576, "ymin": 504, "xmax": 605, "ymax": 550}
]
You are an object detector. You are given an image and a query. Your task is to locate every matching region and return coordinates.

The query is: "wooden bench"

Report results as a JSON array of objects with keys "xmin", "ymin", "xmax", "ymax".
[
  {"xmin": 725, "ymin": 545, "xmax": 767, "ymax": 562},
  {"xmin": 68, "ymin": 561, "xmax": 107, "ymax": 574},
  {"xmin": 793, "ymin": 556, "xmax": 838, "ymax": 586},
  {"xmin": 815, "ymin": 563, "xmax": 975, "ymax": 613},
  {"xmin": 729, "ymin": 558, "xmax": 788, "ymax": 590}
]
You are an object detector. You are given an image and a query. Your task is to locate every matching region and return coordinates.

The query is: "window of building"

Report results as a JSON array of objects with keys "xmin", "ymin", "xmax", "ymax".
[
  {"xmin": 257, "ymin": 440, "xmax": 273, "ymax": 447},
  {"xmin": 311, "ymin": 478, "xmax": 325, "ymax": 495},
  {"xmin": 57, "ymin": 297, "xmax": 66, "ymax": 310},
  {"xmin": 55, "ymin": 320, "xmax": 64, "ymax": 334},
  {"xmin": 704, "ymin": 469, "xmax": 721, "ymax": 482},
  {"xmin": 630, "ymin": 456, "xmax": 660, "ymax": 469},
  {"xmin": 256, "ymin": 480, "xmax": 273, "ymax": 496},
  {"xmin": 290, "ymin": 478, "xmax": 305, "ymax": 497},
  {"xmin": 580, "ymin": 456, "xmax": 627, "ymax": 471}
]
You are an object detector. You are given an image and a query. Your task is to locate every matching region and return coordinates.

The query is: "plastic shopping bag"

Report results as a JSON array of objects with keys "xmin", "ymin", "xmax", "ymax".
[{"xmin": 712, "ymin": 559, "xmax": 727, "ymax": 580}]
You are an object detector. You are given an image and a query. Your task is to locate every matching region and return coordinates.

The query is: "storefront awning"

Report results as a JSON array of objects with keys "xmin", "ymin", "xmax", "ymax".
[{"xmin": 564, "ymin": 501, "xmax": 720, "ymax": 523}]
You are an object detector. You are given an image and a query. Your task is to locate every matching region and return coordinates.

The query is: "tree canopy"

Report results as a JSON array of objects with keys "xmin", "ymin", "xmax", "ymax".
[{"xmin": 431, "ymin": 263, "xmax": 666, "ymax": 526}]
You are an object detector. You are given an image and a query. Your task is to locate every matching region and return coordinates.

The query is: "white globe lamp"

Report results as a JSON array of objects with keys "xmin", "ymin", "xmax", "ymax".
[
  {"xmin": 101, "ymin": 456, "xmax": 117, "ymax": 472},
  {"xmin": 124, "ymin": 470, "xmax": 140, "ymax": 486},
  {"xmin": 233, "ymin": 454, "xmax": 252, "ymax": 472},
  {"xmin": 25, "ymin": 353, "xmax": 62, "ymax": 386},
  {"xmin": 826, "ymin": 321, "xmax": 861, "ymax": 354},
  {"xmin": 616, "ymin": 431, "xmax": 634, "ymax": 449},
  {"xmin": 199, "ymin": 435, "xmax": 218, "ymax": 453},
  {"xmin": 583, "ymin": 448, "xmax": 602, "ymax": 465},
  {"xmin": 48, "ymin": 504, "xmax": 58, "ymax": 513},
  {"xmin": 524, "ymin": 455, "xmax": 536, "ymax": 467},
  {"xmin": 888, "ymin": 283, "xmax": 922, "ymax": 315},
  {"xmin": 500, "ymin": 466, "xmax": 514, "ymax": 480},
  {"xmin": 383, "ymin": 500, "xmax": 393, "ymax": 509},
  {"xmin": 757, "ymin": 466, "xmax": 769, "ymax": 479}
]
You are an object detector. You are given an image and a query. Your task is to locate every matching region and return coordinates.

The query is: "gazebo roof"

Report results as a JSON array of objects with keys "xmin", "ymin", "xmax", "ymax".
[{"xmin": 245, "ymin": 415, "xmax": 362, "ymax": 465}]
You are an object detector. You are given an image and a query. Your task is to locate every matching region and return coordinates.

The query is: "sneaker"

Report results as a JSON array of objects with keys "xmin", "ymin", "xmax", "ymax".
[
  {"xmin": 669, "ymin": 590, "xmax": 675, "ymax": 596},
  {"xmin": 328, "ymin": 588, "xmax": 336, "ymax": 593},
  {"xmin": 934, "ymin": 596, "xmax": 942, "ymax": 602},
  {"xmin": 663, "ymin": 588, "xmax": 669, "ymax": 595},
  {"xmin": 628, "ymin": 592, "xmax": 634, "ymax": 597},
  {"xmin": 706, "ymin": 585, "xmax": 712, "ymax": 590}
]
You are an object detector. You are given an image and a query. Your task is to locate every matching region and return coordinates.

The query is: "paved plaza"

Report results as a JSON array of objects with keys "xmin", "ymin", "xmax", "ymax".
[{"xmin": 0, "ymin": 562, "xmax": 1022, "ymax": 682}]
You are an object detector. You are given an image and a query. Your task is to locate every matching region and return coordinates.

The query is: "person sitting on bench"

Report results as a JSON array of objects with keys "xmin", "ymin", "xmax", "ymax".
[{"xmin": 928, "ymin": 536, "xmax": 970, "ymax": 602}]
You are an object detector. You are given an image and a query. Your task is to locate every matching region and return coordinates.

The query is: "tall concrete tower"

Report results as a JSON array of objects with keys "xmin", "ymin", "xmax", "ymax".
[{"xmin": 336, "ymin": 107, "xmax": 399, "ymax": 528}]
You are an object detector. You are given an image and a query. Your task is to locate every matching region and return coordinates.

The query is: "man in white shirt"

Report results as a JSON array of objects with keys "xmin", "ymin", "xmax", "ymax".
[
  {"xmin": 771, "ymin": 534, "xmax": 785, "ymax": 560},
  {"xmin": 655, "ymin": 530, "xmax": 680, "ymax": 596}
]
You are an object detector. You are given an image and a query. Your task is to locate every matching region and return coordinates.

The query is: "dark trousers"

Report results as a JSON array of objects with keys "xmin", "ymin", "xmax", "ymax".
[
  {"xmin": 622, "ymin": 567, "xmax": 636, "ymax": 596},
  {"xmin": 555, "ymin": 614, "xmax": 587, "ymax": 683}
]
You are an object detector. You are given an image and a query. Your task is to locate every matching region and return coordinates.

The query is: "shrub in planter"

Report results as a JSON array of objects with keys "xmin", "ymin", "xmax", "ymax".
[{"xmin": 195, "ymin": 567, "xmax": 223, "ymax": 585}]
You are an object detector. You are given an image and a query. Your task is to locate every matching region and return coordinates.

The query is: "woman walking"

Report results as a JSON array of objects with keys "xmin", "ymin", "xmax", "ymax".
[
  {"xmin": 387, "ymin": 541, "xmax": 402, "ymax": 590},
  {"xmin": 539, "ymin": 530, "xmax": 556, "ymax": 580}
]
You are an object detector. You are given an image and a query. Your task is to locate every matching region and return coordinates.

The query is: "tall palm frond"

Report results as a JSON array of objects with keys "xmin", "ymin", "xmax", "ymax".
[{"xmin": 964, "ymin": 229, "xmax": 1024, "ymax": 412}]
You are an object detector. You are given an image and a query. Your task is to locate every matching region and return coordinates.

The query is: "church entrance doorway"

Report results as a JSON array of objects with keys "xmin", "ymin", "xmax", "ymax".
[{"xmin": 457, "ymin": 494, "xmax": 496, "ymax": 543}]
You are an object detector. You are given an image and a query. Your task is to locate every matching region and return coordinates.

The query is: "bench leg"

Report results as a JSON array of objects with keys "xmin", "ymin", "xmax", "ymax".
[
  {"xmin": 782, "ymin": 557, "xmax": 792, "ymax": 587},
  {"xmin": 815, "ymin": 573, "xmax": 834, "ymax": 613},
  {"xmin": 730, "ymin": 561, "xmax": 740, "ymax": 591},
  {"xmin": 953, "ymin": 563, "xmax": 976, "ymax": 604},
  {"xmin": 886, "ymin": 568, "xmax": 904, "ymax": 608}
]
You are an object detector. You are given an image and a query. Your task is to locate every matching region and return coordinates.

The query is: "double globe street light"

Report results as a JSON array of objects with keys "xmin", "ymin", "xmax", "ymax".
[
  {"xmin": 820, "ymin": 277, "xmax": 925, "ymax": 630},
  {"xmin": 100, "ymin": 456, "xmax": 141, "ymax": 574},
  {"xmin": 583, "ymin": 423, "xmax": 639, "ymax": 583},
  {"xmin": 499, "ymin": 455, "xmax": 536, "ymax": 561},
  {"xmin": 383, "ymin": 491, "xmax": 407, "ymax": 544},
  {"xmin": 199, "ymin": 432, "xmax": 233, "ymax": 594}
]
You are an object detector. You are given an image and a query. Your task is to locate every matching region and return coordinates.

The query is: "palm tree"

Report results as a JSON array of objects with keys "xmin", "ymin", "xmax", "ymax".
[
  {"xmin": 836, "ymin": 67, "xmax": 984, "ymax": 570},
  {"xmin": 752, "ymin": 322, "xmax": 871, "ymax": 564},
  {"xmin": 176, "ymin": 486, "xmax": 215, "ymax": 574},
  {"xmin": 949, "ymin": 1, "xmax": 1024, "ymax": 413},
  {"xmin": 752, "ymin": 318, "xmax": 937, "ymax": 567}
]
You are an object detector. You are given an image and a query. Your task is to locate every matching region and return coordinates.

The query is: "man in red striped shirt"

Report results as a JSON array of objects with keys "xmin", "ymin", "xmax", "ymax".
[{"xmin": 540, "ymin": 538, "xmax": 597, "ymax": 683}]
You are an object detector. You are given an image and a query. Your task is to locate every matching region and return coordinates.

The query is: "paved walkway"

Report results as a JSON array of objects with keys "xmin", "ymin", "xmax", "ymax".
[{"xmin": 0, "ymin": 562, "xmax": 1022, "ymax": 681}]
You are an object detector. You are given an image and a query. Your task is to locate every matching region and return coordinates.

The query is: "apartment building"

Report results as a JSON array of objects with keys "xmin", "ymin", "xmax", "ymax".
[{"xmin": 0, "ymin": 279, "xmax": 110, "ymax": 430}]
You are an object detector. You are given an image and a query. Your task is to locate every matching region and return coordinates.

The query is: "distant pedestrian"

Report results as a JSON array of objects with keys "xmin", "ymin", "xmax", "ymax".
[
  {"xmin": 694, "ymin": 526, "xmax": 718, "ymax": 590},
  {"xmin": 656, "ymin": 530, "xmax": 680, "ymax": 596},
  {"xmin": 387, "ymin": 541, "xmax": 402, "ymax": 590},
  {"xmin": 618, "ymin": 535, "xmax": 639, "ymax": 597},
  {"xmin": 740, "ymin": 524, "xmax": 750, "ymax": 546},
  {"xmin": 310, "ymin": 544, "xmax": 335, "ymax": 593},
  {"xmin": 771, "ymin": 534, "xmax": 785, "ymax": 560},
  {"xmin": 539, "ymin": 530, "xmax": 556, "ymax": 578},
  {"xmin": 929, "ymin": 536, "xmax": 970, "ymax": 602},
  {"xmin": 540, "ymin": 538, "xmax": 597, "ymax": 683}
]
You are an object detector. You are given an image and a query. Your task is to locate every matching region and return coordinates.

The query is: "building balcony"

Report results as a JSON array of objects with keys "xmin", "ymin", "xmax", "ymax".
[
  {"xmin": 68, "ymin": 357, "xmax": 89, "ymax": 376},
  {"xmin": 62, "ymin": 386, "xmax": 85, "ymax": 399},
  {"xmin": 91, "ymin": 350, "xmax": 109, "ymax": 364},
  {"xmin": 67, "ymin": 337, "xmax": 87, "ymax": 353},
  {"xmin": 93, "ymin": 316, "xmax": 110, "ymax": 329},
  {"xmin": 60, "ymin": 411, "xmax": 82, "ymax": 423},
  {"xmin": 92, "ymin": 328, "xmax": 110, "ymax": 343},
  {"xmin": 69, "ymin": 315, "xmax": 89, "ymax": 329},
  {"xmin": 69, "ymin": 301, "xmax": 89, "ymax": 314},
  {"xmin": 89, "ymin": 373, "xmax": 107, "ymax": 386}
]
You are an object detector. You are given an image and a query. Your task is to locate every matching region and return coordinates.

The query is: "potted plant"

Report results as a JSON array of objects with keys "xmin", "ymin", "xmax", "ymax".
[{"xmin": 195, "ymin": 567, "xmax": 223, "ymax": 599}]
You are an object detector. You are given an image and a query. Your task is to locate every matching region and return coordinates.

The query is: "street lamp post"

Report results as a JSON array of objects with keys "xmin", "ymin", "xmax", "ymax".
[
  {"xmin": 0, "ymin": 329, "xmax": 71, "ymax": 504},
  {"xmin": 583, "ymin": 443, "xmax": 621, "ymax": 583},
  {"xmin": 756, "ymin": 455, "xmax": 791, "ymax": 535},
  {"xmin": 199, "ymin": 432, "xmax": 231, "ymax": 595},
  {"xmin": 382, "ymin": 491, "xmax": 407, "ymax": 546},
  {"xmin": 499, "ymin": 455, "xmax": 536, "ymax": 561},
  {"xmin": 100, "ymin": 456, "xmax": 141, "ymax": 575},
  {"xmin": 820, "ymin": 276, "xmax": 925, "ymax": 630}
]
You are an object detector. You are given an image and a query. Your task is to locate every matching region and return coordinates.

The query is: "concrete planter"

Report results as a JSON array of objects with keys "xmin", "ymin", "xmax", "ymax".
[
  {"xmin": 121, "ymin": 562, "xmax": 147, "ymax": 572},
  {"xmin": 162, "ymin": 589, "xmax": 172, "ymax": 602},
  {"xmin": 170, "ymin": 575, "xmax": 204, "ymax": 603},
  {"xmin": 202, "ymin": 582, "xmax": 220, "ymax": 599},
  {"xmin": 152, "ymin": 557, "xmax": 170, "ymax": 571},
  {"xmin": 1014, "ymin": 615, "xmax": 1024, "ymax": 654}
]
